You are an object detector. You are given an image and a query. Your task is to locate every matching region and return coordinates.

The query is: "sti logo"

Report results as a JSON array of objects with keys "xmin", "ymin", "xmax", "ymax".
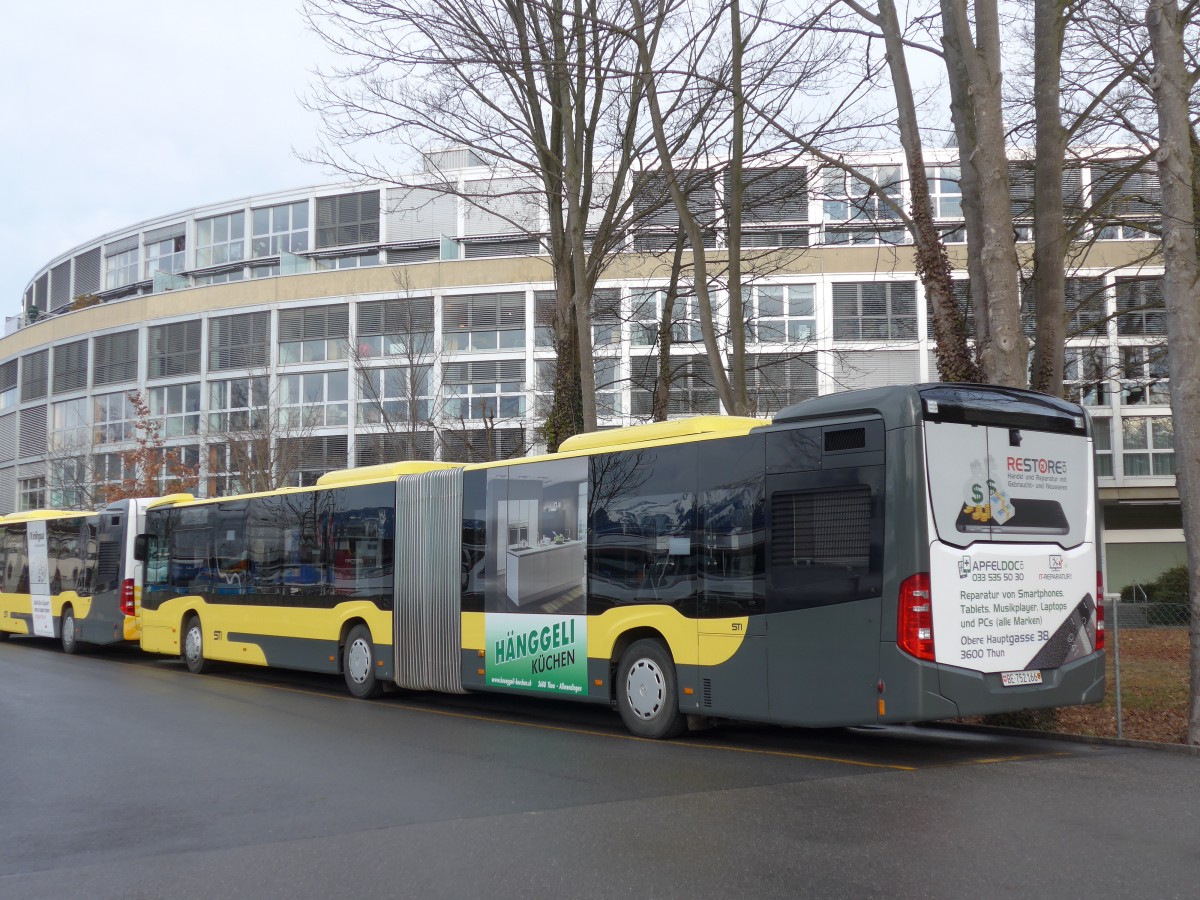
[
  {"xmin": 958, "ymin": 556, "xmax": 973, "ymax": 579},
  {"xmin": 1049, "ymin": 555, "xmax": 1064, "ymax": 571}
]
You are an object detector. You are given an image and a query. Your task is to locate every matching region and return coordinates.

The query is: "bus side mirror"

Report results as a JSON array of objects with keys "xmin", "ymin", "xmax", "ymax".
[{"xmin": 133, "ymin": 534, "xmax": 151, "ymax": 563}]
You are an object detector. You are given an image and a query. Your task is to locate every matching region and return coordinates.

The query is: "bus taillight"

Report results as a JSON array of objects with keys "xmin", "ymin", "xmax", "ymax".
[
  {"xmin": 897, "ymin": 573, "xmax": 934, "ymax": 661},
  {"xmin": 1095, "ymin": 572, "xmax": 1105, "ymax": 651},
  {"xmin": 120, "ymin": 579, "xmax": 136, "ymax": 617}
]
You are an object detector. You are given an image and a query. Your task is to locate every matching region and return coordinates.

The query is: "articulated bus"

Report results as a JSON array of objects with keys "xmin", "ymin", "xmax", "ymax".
[
  {"xmin": 133, "ymin": 383, "xmax": 1105, "ymax": 738},
  {"xmin": 0, "ymin": 498, "xmax": 174, "ymax": 652}
]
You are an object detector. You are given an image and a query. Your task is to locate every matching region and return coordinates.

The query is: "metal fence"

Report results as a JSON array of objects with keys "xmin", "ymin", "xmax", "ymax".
[{"xmin": 1106, "ymin": 590, "xmax": 1190, "ymax": 740}]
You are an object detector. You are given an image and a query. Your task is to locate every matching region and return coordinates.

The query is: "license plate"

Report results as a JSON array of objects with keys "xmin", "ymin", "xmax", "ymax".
[{"xmin": 1000, "ymin": 670, "xmax": 1043, "ymax": 687}]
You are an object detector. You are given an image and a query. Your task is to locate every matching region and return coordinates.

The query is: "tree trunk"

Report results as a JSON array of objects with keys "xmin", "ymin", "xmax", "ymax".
[
  {"xmin": 877, "ymin": 0, "xmax": 981, "ymax": 383},
  {"xmin": 1146, "ymin": 0, "xmax": 1200, "ymax": 746},
  {"xmin": 940, "ymin": 0, "xmax": 1027, "ymax": 386},
  {"xmin": 1029, "ymin": 0, "xmax": 1068, "ymax": 397}
]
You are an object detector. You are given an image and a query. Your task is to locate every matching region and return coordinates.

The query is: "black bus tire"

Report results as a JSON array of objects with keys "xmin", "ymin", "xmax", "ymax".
[
  {"xmin": 616, "ymin": 639, "xmax": 687, "ymax": 739},
  {"xmin": 0, "ymin": 628, "xmax": 10, "ymax": 641},
  {"xmin": 182, "ymin": 614, "xmax": 208, "ymax": 675},
  {"xmin": 343, "ymin": 624, "xmax": 383, "ymax": 699},
  {"xmin": 61, "ymin": 606, "xmax": 80, "ymax": 654}
]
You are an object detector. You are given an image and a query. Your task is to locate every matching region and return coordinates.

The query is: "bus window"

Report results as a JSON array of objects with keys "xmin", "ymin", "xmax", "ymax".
[
  {"xmin": 588, "ymin": 444, "xmax": 698, "ymax": 611},
  {"xmin": 698, "ymin": 434, "xmax": 765, "ymax": 617}
]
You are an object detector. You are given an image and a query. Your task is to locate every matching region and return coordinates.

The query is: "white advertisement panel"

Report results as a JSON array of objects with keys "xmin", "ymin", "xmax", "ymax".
[
  {"xmin": 27, "ymin": 520, "xmax": 54, "ymax": 637},
  {"xmin": 930, "ymin": 540, "xmax": 1097, "ymax": 673},
  {"xmin": 925, "ymin": 420, "xmax": 1092, "ymax": 548}
]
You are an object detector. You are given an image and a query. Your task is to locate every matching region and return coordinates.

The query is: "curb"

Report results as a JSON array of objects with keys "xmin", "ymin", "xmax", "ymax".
[{"xmin": 932, "ymin": 721, "xmax": 1200, "ymax": 757}]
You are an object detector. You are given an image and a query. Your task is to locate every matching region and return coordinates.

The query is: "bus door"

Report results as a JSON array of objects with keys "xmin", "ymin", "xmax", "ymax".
[
  {"xmin": 764, "ymin": 422, "xmax": 886, "ymax": 726},
  {"xmin": 695, "ymin": 436, "xmax": 768, "ymax": 721}
]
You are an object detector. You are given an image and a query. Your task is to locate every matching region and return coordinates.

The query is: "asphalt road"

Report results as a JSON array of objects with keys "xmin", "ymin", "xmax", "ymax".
[{"xmin": 2, "ymin": 636, "xmax": 1197, "ymax": 899}]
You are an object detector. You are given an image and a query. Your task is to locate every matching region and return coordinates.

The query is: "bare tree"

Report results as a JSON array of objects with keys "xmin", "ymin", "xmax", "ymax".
[
  {"xmin": 304, "ymin": 0, "xmax": 674, "ymax": 446},
  {"xmin": 1145, "ymin": 0, "xmax": 1200, "ymax": 745}
]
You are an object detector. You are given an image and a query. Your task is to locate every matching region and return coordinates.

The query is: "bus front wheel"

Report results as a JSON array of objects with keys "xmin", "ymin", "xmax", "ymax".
[
  {"xmin": 343, "ymin": 624, "xmax": 383, "ymax": 699},
  {"xmin": 616, "ymin": 639, "xmax": 687, "ymax": 739},
  {"xmin": 182, "ymin": 615, "xmax": 209, "ymax": 675},
  {"xmin": 61, "ymin": 606, "xmax": 81, "ymax": 654}
]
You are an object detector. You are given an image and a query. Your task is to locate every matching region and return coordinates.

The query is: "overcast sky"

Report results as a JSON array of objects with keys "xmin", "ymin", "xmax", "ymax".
[{"xmin": 1, "ymin": 1, "xmax": 347, "ymax": 316}]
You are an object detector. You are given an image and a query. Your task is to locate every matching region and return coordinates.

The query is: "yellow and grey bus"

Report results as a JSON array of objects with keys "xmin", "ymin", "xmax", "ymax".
[{"xmin": 137, "ymin": 384, "xmax": 1105, "ymax": 738}]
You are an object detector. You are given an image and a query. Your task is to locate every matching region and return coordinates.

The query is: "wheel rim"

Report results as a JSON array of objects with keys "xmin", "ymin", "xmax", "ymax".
[
  {"xmin": 185, "ymin": 624, "xmax": 202, "ymax": 664},
  {"xmin": 625, "ymin": 658, "xmax": 666, "ymax": 721},
  {"xmin": 63, "ymin": 613, "xmax": 75, "ymax": 647},
  {"xmin": 347, "ymin": 637, "xmax": 372, "ymax": 685}
]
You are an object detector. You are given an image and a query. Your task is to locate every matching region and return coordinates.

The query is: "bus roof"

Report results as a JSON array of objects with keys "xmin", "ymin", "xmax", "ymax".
[
  {"xmin": 466, "ymin": 415, "xmax": 770, "ymax": 473},
  {"xmin": 316, "ymin": 460, "xmax": 461, "ymax": 487},
  {"xmin": 144, "ymin": 463, "xmax": 461, "ymax": 514},
  {"xmin": 2, "ymin": 509, "xmax": 95, "ymax": 523},
  {"xmin": 556, "ymin": 416, "xmax": 767, "ymax": 454}
]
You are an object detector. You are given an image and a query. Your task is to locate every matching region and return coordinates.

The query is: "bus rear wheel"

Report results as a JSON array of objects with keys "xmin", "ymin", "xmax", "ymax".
[
  {"xmin": 343, "ymin": 624, "xmax": 383, "ymax": 699},
  {"xmin": 61, "ymin": 606, "xmax": 81, "ymax": 654},
  {"xmin": 616, "ymin": 639, "xmax": 687, "ymax": 739},
  {"xmin": 182, "ymin": 615, "xmax": 209, "ymax": 675}
]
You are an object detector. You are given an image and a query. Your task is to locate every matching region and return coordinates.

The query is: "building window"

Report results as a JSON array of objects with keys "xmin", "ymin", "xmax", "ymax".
[
  {"xmin": 149, "ymin": 383, "xmax": 201, "ymax": 437},
  {"xmin": 0, "ymin": 360, "xmax": 16, "ymax": 410},
  {"xmin": 356, "ymin": 298, "xmax": 434, "ymax": 358},
  {"xmin": 592, "ymin": 289, "xmax": 622, "ymax": 347},
  {"xmin": 746, "ymin": 284, "xmax": 816, "ymax": 343},
  {"xmin": 19, "ymin": 476, "xmax": 47, "ymax": 511},
  {"xmin": 595, "ymin": 357, "xmax": 623, "ymax": 418},
  {"xmin": 631, "ymin": 289, "xmax": 702, "ymax": 346},
  {"xmin": 280, "ymin": 371, "xmax": 348, "ymax": 427},
  {"xmin": 144, "ymin": 236, "xmax": 186, "ymax": 279},
  {"xmin": 20, "ymin": 351, "xmax": 49, "ymax": 402},
  {"xmin": 821, "ymin": 166, "xmax": 905, "ymax": 244},
  {"xmin": 1064, "ymin": 348, "xmax": 1109, "ymax": 407},
  {"xmin": 252, "ymin": 201, "xmax": 309, "ymax": 257},
  {"xmin": 1120, "ymin": 346, "xmax": 1169, "ymax": 405},
  {"xmin": 315, "ymin": 252, "xmax": 380, "ymax": 269},
  {"xmin": 832, "ymin": 281, "xmax": 918, "ymax": 341},
  {"xmin": 359, "ymin": 366, "xmax": 433, "ymax": 425},
  {"xmin": 210, "ymin": 312, "xmax": 270, "ymax": 371},
  {"xmin": 1122, "ymin": 416, "xmax": 1174, "ymax": 476},
  {"xmin": 148, "ymin": 321, "xmax": 202, "ymax": 379},
  {"xmin": 443, "ymin": 293, "xmax": 526, "ymax": 352},
  {"xmin": 1092, "ymin": 418, "xmax": 1113, "ymax": 477},
  {"xmin": 443, "ymin": 360, "xmax": 526, "ymax": 421},
  {"xmin": 93, "ymin": 331, "xmax": 138, "ymax": 386},
  {"xmin": 1093, "ymin": 162, "xmax": 1159, "ymax": 240},
  {"xmin": 193, "ymin": 269, "xmax": 245, "ymax": 286},
  {"xmin": 278, "ymin": 305, "xmax": 349, "ymax": 364},
  {"xmin": 747, "ymin": 353, "xmax": 819, "ymax": 415},
  {"xmin": 50, "ymin": 456, "xmax": 88, "ymax": 509},
  {"xmin": 208, "ymin": 442, "xmax": 267, "ymax": 497},
  {"xmin": 315, "ymin": 191, "xmax": 380, "ymax": 249},
  {"xmin": 105, "ymin": 247, "xmax": 139, "ymax": 290},
  {"xmin": 94, "ymin": 452, "xmax": 135, "ymax": 496},
  {"xmin": 1116, "ymin": 277, "xmax": 1166, "ymax": 336},
  {"xmin": 927, "ymin": 166, "xmax": 963, "ymax": 219},
  {"xmin": 52, "ymin": 339, "xmax": 89, "ymax": 394},
  {"xmin": 94, "ymin": 391, "xmax": 138, "ymax": 444},
  {"xmin": 631, "ymin": 355, "xmax": 719, "ymax": 417},
  {"xmin": 50, "ymin": 398, "xmax": 90, "ymax": 450},
  {"xmin": 150, "ymin": 444, "xmax": 200, "ymax": 494},
  {"xmin": 195, "ymin": 212, "xmax": 246, "ymax": 268},
  {"xmin": 209, "ymin": 376, "xmax": 268, "ymax": 432}
]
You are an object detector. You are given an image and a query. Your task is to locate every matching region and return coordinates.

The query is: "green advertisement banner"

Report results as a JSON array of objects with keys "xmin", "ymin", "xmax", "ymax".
[{"xmin": 485, "ymin": 613, "xmax": 588, "ymax": 695}]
